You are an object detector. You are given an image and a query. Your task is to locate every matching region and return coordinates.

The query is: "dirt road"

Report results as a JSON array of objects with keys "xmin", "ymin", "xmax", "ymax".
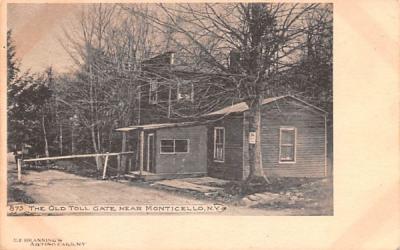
[
  {"xmin": 14, "ymin": 169, "xmax": 207, "ymax": 204},
  {"xmin": 7, "ymin": 169, "xmax": 301, "ymax": 215}
]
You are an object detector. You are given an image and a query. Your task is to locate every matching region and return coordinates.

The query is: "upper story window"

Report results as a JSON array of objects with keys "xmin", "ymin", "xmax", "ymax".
[
  {"xmin": 279, "ymin": 127, "xmax": 296, "ymax": 163},
  {"xmin": 149, "ymin": 80, "xmax": 158, "ymax": 104},
  {"xmin": 177, "ymin": 81, "xmax": 194, "ymax": 102}
]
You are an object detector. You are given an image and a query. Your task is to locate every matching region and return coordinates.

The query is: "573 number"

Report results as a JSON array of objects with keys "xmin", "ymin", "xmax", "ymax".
[{"xmin": 8, "ymin": 205, "xmax": 24, "ymax": 212}]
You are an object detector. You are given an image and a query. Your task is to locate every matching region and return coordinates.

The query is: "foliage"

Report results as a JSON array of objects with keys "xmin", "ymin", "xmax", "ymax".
[
  {"xmin": 7, "ymin": 30, "xmax": 19, "ymax": 85},
  {"xmin": 7, "ymin": 73, "xmax": 53, "ymax": 154},
  {"xmin": 7, "ymin": 30, "xmax": 54, "ymax": 155}
]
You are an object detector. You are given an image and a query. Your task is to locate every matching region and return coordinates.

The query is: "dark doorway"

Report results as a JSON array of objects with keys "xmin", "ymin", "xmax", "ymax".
[{"xmin": 147, "ymin": 134, "xmax": 155, "ymax": 172}]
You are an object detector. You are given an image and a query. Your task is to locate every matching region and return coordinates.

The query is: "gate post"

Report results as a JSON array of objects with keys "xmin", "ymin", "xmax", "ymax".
[
  {"xmin": 17, "ymin": 159, "xmax": 22, "ymax": 182},
  {"xmin": 102, "ymin": 153, "xmax": 109, "ymax": 179}
]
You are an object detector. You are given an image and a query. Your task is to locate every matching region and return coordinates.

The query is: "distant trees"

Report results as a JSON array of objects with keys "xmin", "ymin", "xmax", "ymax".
[
  {"xmin": 7, "ymin": 30, "xmax": 54, "ymax": 155},
  {"xmin": 274, "ymin": 5, "xmax": 332, "ymax": 111},
  {"xmin": 55, "ymin": 4, "xmax": 162, "ymax": 168},
  {"xmin": 7, "ymin": 30, "xmax": 19, "ymax": 85}
]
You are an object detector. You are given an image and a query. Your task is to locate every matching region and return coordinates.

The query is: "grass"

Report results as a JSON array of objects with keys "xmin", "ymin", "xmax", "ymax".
[
  {"xmin": 223, "ymin": 177, "xmax": 324, "ymax": 196},
  {"xmin": 246, "ymin": 177, "xmax": 333, "ymax": 215},
  {"xmin": 23, "ymin": 160, "xmax": 103, "ymax": 178},
  {"xmin": 7, "ymin": 164, "xmax": 36, "ymax": 204},
  {"xmin": 7, "ymin": 186, "xmax": 35, "ymax": 204}
]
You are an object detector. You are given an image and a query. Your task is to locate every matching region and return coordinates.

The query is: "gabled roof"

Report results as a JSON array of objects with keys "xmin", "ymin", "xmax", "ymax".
[
  {"xmin": 203, "ymin": 95, "xmax": 326, "ymax": 116},
  {"xmin": 116, "ymin": 96, "xmax": 326, "ymax": 132},
  {"xmin": 116, "ymin": 121, "xmax": 198, "ymax": 132}
]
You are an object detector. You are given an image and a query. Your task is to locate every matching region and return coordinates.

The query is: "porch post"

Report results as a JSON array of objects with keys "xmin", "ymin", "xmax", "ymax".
[
  {"xmin": 139, "ymin": 129, "xmax": 144, "ymax": 176},
  {"xmin": 121, "ymin": 132, "xmax": 127, "ymax": 172},
  {"xmin": 117, "ymin": 154, "xmax": 121, "ymax": 177}
]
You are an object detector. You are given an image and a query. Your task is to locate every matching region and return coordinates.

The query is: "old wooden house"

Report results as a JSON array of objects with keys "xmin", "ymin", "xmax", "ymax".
[
  {"xmin": 136, "ymin": 52, "xmax": 234, "ymax": 125},
  {"xmin": 203, "ymin": 95, "xmax": 328, "ymax": 180},
  {"xmin": 116, "ymin": 95, "xmax": 328, "ymax": 180}
]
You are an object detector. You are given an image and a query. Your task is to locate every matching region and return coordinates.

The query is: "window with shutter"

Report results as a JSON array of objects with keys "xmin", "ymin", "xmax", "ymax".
[
  {"xmin": 149, "ymin": 80, "xmax": 158, "ymax": 104},
  {"xmin": 177, "ymin": 81, "xmax": 194, "ymax": 102}
]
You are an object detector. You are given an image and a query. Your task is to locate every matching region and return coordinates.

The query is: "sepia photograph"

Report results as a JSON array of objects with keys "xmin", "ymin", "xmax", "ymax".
[{"xmin": 6, "ymin": 3, "xmax": 333, "ymax": 216}]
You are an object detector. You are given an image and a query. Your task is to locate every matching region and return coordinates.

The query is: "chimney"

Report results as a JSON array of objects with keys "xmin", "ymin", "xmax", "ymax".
[
  {"xmin": 229, "ymin": 49, "xmax": 241, "ymax": 73},
  {"xmin": 170, "ymin": 52, "xmax": 175, "ymax": 65}
]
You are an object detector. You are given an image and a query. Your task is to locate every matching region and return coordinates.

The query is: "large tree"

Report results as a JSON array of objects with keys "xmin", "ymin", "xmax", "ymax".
[
  {"xmin": 58, "ymin": 4, "xmax": 163, "ymax": 168},
  {"xmin": 125, "ymin": 3, "xmax": 332, "ymax": 183}
]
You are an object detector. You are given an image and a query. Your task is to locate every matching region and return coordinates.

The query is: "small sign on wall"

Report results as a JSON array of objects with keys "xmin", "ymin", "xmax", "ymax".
[{"xmin": 249, "ymin": 132, "xmax": 256, "ymax": 144}]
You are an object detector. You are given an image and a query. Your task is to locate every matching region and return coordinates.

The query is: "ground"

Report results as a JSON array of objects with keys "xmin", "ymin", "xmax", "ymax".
[{"xmin": 7, "ymin": 153, "xmax": 333, "ymax": 216}]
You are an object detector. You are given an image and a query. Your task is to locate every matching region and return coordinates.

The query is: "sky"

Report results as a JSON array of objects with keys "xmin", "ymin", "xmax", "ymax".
[{"xmin": 7, "ymin": 4, "xmax": 81, "ymax": 73}]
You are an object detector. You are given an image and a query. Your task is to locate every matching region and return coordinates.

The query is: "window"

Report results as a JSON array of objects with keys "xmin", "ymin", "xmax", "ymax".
[
  {"xmin": 149, "ymin": 80, "xmax": 158, "ymax": 104},
  {"xmin": 213, "ymin": 127, "xmax": 225, "ymax": 162},
  {"xmin": 160, "ymin": 139, "xmax": 174, "ymax": 153},
  {"xmin": 279, "ymin": 127, "xmax": 296, "ymax": 163},
  {"xmin": 160, "ymin": 139, "xmax": 189, "ymax": 154},
  {"xmin": 177, "ymin": 81, "xmax": 194, "ymax": 102},
  {"xmin": 175, "ymin": 140, "xmax": 188, "ymax": 153}
]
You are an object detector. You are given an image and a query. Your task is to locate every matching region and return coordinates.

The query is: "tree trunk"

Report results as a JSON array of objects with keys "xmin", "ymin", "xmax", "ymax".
[
  {"xmin": 71, "ymin": 122, "xmax": 75, "ymax": 154},
  {"xmin": 137, "ymin": 88, "xmax": 141, "ymax": 124},
  {"xmin": 91, "ymin": 126, "xmax": 102, "ymax": 170},
  {"xmin": 246, "ymin": 96, "xmax": 269, "ymax": 184},
  {"xmin": 59, "ymin": 123, "xmax": 63, "ymax": 155},
  {"xmin": 168, "ymin": 85, "xmax": 172, "ymax": 118},
  {"xmin": 97, "ymin": 127, "xmax": 101, "ymax": 152},
  {"xmin": 41, "ymin": 114, "xmax": 50, "ymax": 162},
  {"xmin": 88, "ymin": 63, "xmax": 102, "ymax": 170}
]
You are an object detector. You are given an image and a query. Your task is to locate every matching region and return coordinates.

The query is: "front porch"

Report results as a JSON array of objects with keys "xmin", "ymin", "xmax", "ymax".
[
  {"xmin": 124, "ymin": 170, "xmax": 155, "ymax": 181},
  {"xmin": 116, "ymin": 122, "xmax": 207, "ymax": 181},
  {"xmin": 124, "ymin": 171, "xmax": 207, "ymax": 181}
]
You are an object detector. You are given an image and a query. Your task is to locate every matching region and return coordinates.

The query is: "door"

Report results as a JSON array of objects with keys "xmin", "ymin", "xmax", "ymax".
[{"xmin": 147, "ymin": 134, "xmax": 155, "ymax": 172}]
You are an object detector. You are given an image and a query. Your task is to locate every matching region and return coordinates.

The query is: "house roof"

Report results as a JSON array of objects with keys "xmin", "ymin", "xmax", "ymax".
[
  {"xmin": 115, "ymin": 121, "xmax": 199, "ymax": 132},
  {"xmin": 203, "ymin": 95, "xmax": 326, "ymax": 116},
  {"xmin": 116, "ymin": 96, "xmax": 326, "ymax": 132},
  {"xmin": 142, "ymin": 51, "xmax": 175, "ymax": 66}
]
